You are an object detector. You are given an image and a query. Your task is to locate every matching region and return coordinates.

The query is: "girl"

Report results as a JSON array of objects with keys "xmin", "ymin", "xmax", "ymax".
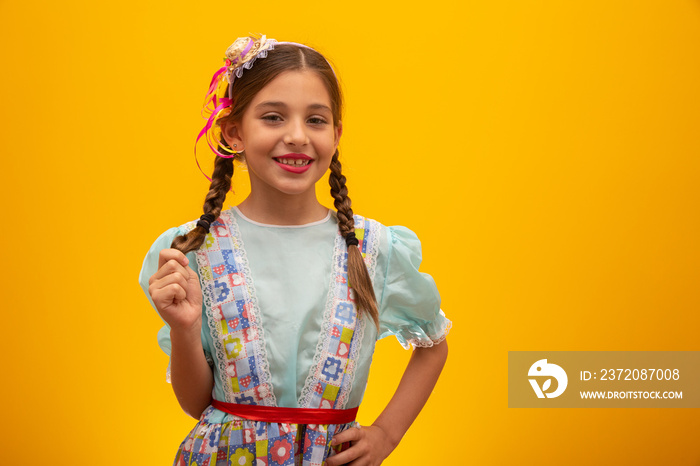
[{"xmin": 139, "ymin": 35, "xmax": 450, "ymax": 466}]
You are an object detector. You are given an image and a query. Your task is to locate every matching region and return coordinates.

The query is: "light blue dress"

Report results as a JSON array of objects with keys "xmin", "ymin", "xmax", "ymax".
[{"xmin": 139, "ymin": 207, "xmax": 450, "ymax": 466}]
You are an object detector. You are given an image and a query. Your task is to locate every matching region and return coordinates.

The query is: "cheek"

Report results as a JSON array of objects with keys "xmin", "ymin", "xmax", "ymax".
[{"xmin": 322, "ymin": 131, "xmax": 339, "ymax": 152}]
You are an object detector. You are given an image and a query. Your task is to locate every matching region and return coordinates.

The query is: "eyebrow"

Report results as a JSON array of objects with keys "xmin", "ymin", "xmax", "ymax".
[{"xmin": 255, "ymin": 101, "xmax": 332, "ymax": 112}]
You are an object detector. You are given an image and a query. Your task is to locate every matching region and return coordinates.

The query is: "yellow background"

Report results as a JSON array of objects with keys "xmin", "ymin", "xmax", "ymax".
[{"xmin": 1, "ymin": 1, "xmax": 699, "ymax": 464}]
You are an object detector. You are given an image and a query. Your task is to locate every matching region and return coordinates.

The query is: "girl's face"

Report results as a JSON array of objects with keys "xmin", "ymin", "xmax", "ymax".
[{"xmin": 223, "ymin": 70, "xmax": 342, "ymax": 200}]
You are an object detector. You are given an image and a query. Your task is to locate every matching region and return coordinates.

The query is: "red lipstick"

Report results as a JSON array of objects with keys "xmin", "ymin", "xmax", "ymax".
[{"xmin": 274, "ymin": 153, "xmax": 314, "ymax": 174}]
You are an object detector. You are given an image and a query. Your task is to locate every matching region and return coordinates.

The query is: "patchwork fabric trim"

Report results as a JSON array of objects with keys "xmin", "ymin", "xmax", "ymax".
[
  {"xmin": 196, "ymin": 211, "xmax": 277, "ymax": 406},
  {"xmin": 298, "ymin": 215, "xmax": 381, "ymax": 410}
]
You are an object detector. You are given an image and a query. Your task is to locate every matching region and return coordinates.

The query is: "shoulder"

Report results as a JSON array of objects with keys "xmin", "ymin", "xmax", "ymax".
[
  {"xmin": 139, "ymin": 218, "xmax": 201, "ymax": 280},
  {"xmin": 148, "ymin": 219, "xmax": 199, "ymax": 250},
  {"xmin": 356, "ymin": 217, "xmax": 443, "ymax": 346},
  {"xmin": 158, "ymin": 209, "xmax": 240, "ymax": 243}
]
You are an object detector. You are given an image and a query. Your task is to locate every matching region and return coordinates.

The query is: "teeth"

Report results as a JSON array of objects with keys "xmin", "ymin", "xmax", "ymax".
[{"xmin": 277, "ymin": 158, "xmax": 310, "ymax": 166}]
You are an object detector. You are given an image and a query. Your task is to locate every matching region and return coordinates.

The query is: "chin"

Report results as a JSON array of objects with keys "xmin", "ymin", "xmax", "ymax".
[
  {"xmin": 275, "ymin": 175, "xmax": 326, "ymax": 194},
  {"xmin": 275, "ymin": 185, "xmax": 317, "ymax": 197}
]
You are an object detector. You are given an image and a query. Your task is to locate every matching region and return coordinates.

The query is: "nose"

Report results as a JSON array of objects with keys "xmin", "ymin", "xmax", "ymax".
[{"xmin": 283, "ymin": 118, "xmax": 310, "ymax": 147}]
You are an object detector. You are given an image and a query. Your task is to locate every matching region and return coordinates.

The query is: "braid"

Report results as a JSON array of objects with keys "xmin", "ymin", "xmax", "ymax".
[
  {"xmin": 329, "ymin": 150, "xmax": 380, "ymax": 329},
  {"xmin": 171, "ymin": 156, "xmax": 234, "ymax": 254}
]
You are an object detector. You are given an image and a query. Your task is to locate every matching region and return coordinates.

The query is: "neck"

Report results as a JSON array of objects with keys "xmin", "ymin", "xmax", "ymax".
[{"xmin": 237, "ymin": 190, "xmax": 329, "ymax": 226}]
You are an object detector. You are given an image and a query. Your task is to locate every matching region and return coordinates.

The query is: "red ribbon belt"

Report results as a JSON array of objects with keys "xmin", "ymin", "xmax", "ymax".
[{"xmin": 212, "ymin": 400, "xmax": 358, "ymax": 424}]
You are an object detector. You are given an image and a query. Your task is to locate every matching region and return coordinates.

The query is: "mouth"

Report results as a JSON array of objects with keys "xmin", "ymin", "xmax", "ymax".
[
  {"xmin": 273, "ymin": 153, "xmax": 314, "ymax": 173},
  {"xmin": 273, "ymin": 157, "xmax": 312, "ymax": 167}
]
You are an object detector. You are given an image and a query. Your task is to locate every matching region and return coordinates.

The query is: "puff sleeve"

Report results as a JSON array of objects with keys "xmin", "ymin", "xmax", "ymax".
[
  {"xmin": 138, "ymin": 225, "xmax": 214, "ymax": 381},
  {"xmin": 375, "ymin": 225, "xmax": 451, "ymax": 349}
]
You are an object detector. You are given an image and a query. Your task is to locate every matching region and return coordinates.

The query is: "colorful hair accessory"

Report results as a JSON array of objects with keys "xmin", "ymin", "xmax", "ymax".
[
  {"xmin": 224, "ymin": 36, "xmax": 275, "ymax": 92},
  {"xmin": 194, "ymin": 35, "xmax": 276, "ymax": 180}
]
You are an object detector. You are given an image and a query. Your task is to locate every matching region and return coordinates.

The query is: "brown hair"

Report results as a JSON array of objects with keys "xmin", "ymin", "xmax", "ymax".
[{"xmin": 172, "ymin": 43, "xmax": 379, "ymax": 328}]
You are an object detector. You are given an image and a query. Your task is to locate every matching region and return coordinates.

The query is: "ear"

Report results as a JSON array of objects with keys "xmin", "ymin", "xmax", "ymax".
[
  {"xmin": 220, "ymin": 120, "xmax": 245, "ymax": 152},
  {"xmin": 334, "ymin": 121, "xmax": 343, "ymax": 150}
]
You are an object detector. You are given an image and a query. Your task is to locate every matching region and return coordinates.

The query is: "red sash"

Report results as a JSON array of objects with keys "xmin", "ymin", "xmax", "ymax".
[{"xmin": 211, "ymin": 400, "xmax": 358, "ymax": 424}]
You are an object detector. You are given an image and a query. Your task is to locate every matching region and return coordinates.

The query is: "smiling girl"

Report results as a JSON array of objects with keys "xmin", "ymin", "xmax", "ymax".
[{"xmin": 139, "ymin": 35, "xmax": 450, "ymax": 466}]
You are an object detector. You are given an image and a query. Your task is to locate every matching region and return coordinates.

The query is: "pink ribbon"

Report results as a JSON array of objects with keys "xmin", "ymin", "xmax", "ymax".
[
  {"xmin": 194, "ymin": 38, "xmax": 257, "ymax": 181},
  {"xmin": 194, "ymin": 97, "xmax": 233, "ymax": 181}
]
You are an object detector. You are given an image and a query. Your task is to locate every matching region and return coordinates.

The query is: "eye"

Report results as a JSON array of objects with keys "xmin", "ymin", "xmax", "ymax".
[
  {"xmin": 307, "ymin": 116, "xmax": 328, "ymax": 125},
  {"xmin": 261, "ymin": 114, "xmax": 283, "ymax": 122}
]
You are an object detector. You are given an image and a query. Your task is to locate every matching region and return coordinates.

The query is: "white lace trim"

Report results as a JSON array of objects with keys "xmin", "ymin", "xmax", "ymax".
[
  {"xmin": 195, "ymin": 231, "xmax": 236, "ymax": 403},
  {"xmin": 361, "ymin": 217, "xmax": 381, "ymax": 284},
  {"xmin": 197, "ymin": 210, "xmax": 277, "ymax": 406},
  {"xmin": 297, "ymin": 231, "xmax": 345, "ymax": 409},
  {"xmin": 297, "ymin": 215, "xmax": 381, "ymax": 409},
  {"xmin": 228, "ymin": 42, "xmax": 275, "ymax": 82},
  {"xmin": 336, "ymin": 216, "xmax": 380, "ymax": 408},
  {"xmin": 224, "ymin": 210, "xmax": 277, "ymax": 406},
  {"xmin": 406, "ymin": 313, "xmax": 453, "ymax": 349}
]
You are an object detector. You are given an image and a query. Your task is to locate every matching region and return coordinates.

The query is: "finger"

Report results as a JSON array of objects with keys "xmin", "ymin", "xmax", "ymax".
[
  {"xmin": 150, "ymin": 270, "xmax": 190, "ymax": 295},
  {"xmin": 151, "ymin": 282, "xmax": 188, "ymax": 306},
  {"xmin": 185, "ymin": 264, "xmax": 200, "ymax": 283},
  {"xmin": 331, "ymin": 426, "xmax": 362, "ymax": 446},
  {"xmin": 150, "ymin": 258, "xmax": 190, "ymax": 283},
  {"xmin": 158, "ymin": 248, "xmax": 189, "ymax": 270},
  {"xmin": 325, "ymin": 443, "xmax": 362, "ymax": 466}
]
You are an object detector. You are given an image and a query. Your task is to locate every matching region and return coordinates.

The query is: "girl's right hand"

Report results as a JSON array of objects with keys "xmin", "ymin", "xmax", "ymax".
[{"xmin": 148, "ymin": 249, "xmax": 203, "ymax": 332}]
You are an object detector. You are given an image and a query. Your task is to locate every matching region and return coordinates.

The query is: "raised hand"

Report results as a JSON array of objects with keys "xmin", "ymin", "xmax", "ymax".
[{"xmin": 148, "ymin": 248, "xmax": 203, "ymax": 332}]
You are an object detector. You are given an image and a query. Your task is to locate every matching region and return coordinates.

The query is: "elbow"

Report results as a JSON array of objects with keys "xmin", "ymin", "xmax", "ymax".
[
  {"xmin": 185, "ymin": 409, "xmax": 204, "ymax": 421},
  {"xmin": 176, "ymin": 393, "xmax": 213, "ymax": 420},
  {"xmin": 182, "ymin": 398, "xmax": 212, "ymax": 420}
]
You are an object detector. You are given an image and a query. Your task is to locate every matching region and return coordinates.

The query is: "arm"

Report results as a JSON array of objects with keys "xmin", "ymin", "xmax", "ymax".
[
  {"xmin": 326, "ymin": 339, "xmax": 448, "ymax": 466},
  {"xmin": 148, "ymin": 248, "xmax": 214, "ymax": 419},
  {"xmin": 169, "ymin": 324, "xmax": 214, "ymax": 419}
]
